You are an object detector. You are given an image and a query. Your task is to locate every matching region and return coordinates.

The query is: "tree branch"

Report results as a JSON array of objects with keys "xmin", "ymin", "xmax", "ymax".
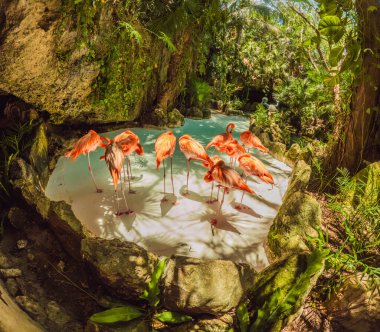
[{"xmin": 287, "ymin": 3, "xmax": 331, "ymax": 71}]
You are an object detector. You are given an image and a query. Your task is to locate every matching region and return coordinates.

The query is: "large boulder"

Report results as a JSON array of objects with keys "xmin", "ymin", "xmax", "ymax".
[
  {"xmin": 10, "ymin": 158, "xmax": 84, "ymax": 259},
  {"xmin": 162, "ymin": 256, "xmax": 255, "ymax": 315},
  {"xmin": 167, "ymin": 108, "xmax": 185, "ymax": 128},
  {"xmin": 267, "ymin": 192, "xmax": 321, "ymax": 260},
  {"xmin": 285, "ymin": 143, "xmax": 302, "ymax": 164},
  {"xmin": 282, "ymin": 160, "xmax": 311, "ymax": 202},
  {"xmin": 248, "ymin": 251, "xmax": 326, "ymax": 332},
  {"xmin": 325, "ymin": 273, "xmax": 380, "ymax": 332},
  {"xmin": 81, "ymin": 238, "xmax": 158, "ymax": 299}
]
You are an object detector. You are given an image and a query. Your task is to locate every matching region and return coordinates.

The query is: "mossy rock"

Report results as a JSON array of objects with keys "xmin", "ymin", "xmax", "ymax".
[
  {"xmin": 168, "ymin": 314, "xmax": 233, "ymax": 332},
  {"xmin": 202, "ymin": 108, "xmax": 211, "ymax": 119},
  {"xmin": 167, "ymin": 108, "xmax": 184, "ymax": 128},
  {"xmin": 268, "ymin": 192, "xmax": 321, "ymax": 260},
  {"xmin": 268, "ymin": 141, "xmax": 286, "ymax": 161},
  {"xmin": 282, "ymin": 160, "xmax": 311, "ymax": 202},
  {"xmin": 81, "ymin": 238, "xmax": 158, "ymax": 300},
  {"xmin": 162, "ymin": 256, "xmax": 255, "ymax": 315},
  {"xmin": 249, "ymin": 251, "xmax": 326, "ymax": 332},
  {"xmin": 151, "ymin": 108, "xmax": 168, "ymax": 127},
  {"xmin": 226, "ymin": 109, "xmax": 244, "ymax": 116},
  {"xmin": 344, "ymin": 161, "xmax": 380, "ymax": 208},
  {"xmin": 186, "ymin": 107, "xmax": 203, "ymax": 119},
  {"xmin": 285, "ymin": 143, "xmax": 302, "ymax": 164}
]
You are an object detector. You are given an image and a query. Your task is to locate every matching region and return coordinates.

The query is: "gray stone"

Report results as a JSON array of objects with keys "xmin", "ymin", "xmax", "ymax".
[
  {"xmin": 162, "ymin": 256, "xmax": 255, "ymax": 315},
  {"xmin": 15, "ymin": 296, "xmax": 47, "ymax": 323},
  {"xmin": 282, "ymin": 160, "xmax": 311, "ymax": 202},
  {"xmin": 268, "ymin": 192, "xmax": 321, "ymax": 260},
  {"xmin": 81, "ymin": 238, "xmax": 158, "ymax": 299},
  {"xmin": 7, "ymin": 207, "xmax": 29, "ymax": 230},
  {"xmin": 5, "ymin": 278, "xmax": 19, "ymax": 296},
  {"xmin": 325, "ymin": 273, "xmax": 380, "ymax": 332},
  {"xmin": 0, "ymin": 268, "xmax": 22, "ymax": 278}
]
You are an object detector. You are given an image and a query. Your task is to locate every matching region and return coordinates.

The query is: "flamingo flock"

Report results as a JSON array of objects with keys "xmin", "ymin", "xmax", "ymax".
[{"xmin": 64, "ymin": 123, "xmax": 274, "ymax": 229}]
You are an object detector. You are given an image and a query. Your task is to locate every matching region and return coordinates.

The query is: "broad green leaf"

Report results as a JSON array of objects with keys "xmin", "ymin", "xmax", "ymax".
[
  {"xmin": 89, "ymin": 306, "xmax": 144, "ymax": 324},
  {"xmin": 318, "ymin": 15, "xmax": 342, "ymax": 36},
  {"xmin": 140, "ymin": 257, "xmax": 168, "ymax": 307},
  {"xmin": 237, "ymin": 303, "xmax": 250, "ymax": 332},
  {"xmin": 329, "ymin": 46, "xmax": 344, "ymax": 67},
  {"xmin": 155, "ymin": 311, "xmax": 192, "ymax": 324}
]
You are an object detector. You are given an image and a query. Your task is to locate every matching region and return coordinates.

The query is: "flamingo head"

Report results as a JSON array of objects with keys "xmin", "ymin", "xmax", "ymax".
[
  {"xmin": 89, "ymin": 129, "xmax": 98, "ymax": 136},
  {"xmin": 226, "ymin": 123, "xmax": 235, "ymax": 133},
  {"xmin": 238, "ymin": 153, "xmax": 251, "ymax": 162},
  {"xmin": 166, "ymin": 131, "xmax": 174, "ymax": 136},
  {"xmin": 204, "ymin": 171, "xmax": 213, "ymax": 183},
  {"xmin": 179, "ymin": 134, "xmax": 191, "ymax": 141}
]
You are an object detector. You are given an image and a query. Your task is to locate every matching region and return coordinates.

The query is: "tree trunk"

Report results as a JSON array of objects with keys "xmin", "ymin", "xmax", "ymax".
[{"xmin": 326, "ymin": 0, "xmax": 380, "ymax": 175}]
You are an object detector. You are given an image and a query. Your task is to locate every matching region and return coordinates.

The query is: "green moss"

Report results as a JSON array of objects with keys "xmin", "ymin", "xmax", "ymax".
[
  {"xmin": 268, "ymin": 192, "xmax": 321, "ymax": 259},
  {"xmin": 249, "ymin": 251, "xmax": 327, "ymax": 332}
]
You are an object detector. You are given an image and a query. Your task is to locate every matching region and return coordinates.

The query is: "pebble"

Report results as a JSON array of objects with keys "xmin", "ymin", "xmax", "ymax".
[
  {"xmin": 17, "ymin": 240, "xmax": 28, "ymax": 250},
  {"xmin": 0, "ymin": 268, "xmax": 22, "ymax": 278}
]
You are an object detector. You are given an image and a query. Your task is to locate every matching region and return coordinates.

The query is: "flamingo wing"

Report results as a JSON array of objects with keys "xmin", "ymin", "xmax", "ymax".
[
  {"xmin": 155, "ymin": 132, "xmax": 176, "ymax": 169},
  {"xmin": 212, "ymin": 166, "xmax": 254, "ymax": 194},
  {"xmin": 65, "ymin": 131, "xmax": 101, "ymax": 160},
  {"xmin": 179, "ymin": 137, "xmax": 210, "ymax": 163}
]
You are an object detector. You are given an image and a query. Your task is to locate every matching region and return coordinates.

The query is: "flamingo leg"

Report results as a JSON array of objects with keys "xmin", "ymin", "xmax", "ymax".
[
  {"xmin": 185, "ymin": 159, "xmax": 190, "ymax": 195},
  {"xmin": 217, "ymin": 187, "xmax": 226, "ymax": 217},
  {"xmin": 128, "ymin": 156, "xmax": 133, "ymax": 180},
  {"xmin": 115, "ymin": 189, "xmax": 120, "ymax": 216},
  {"xmin": 162, "ymin": 159, "xmax": 167, "ymax": 201},
  {"xmin": 123, "ymin": 162, "xmax": 127, "ymax": 182},
  {"xmin": 236, "ymin": 174, "xmax": 246, "ymax": 209},
  {"xmin": 207, "ymin": 181, "xmax": 214, "ymax": 204},
  {"xmin": 170, "ymin": 156, "xmax": 174, "ymax": 195},
  {"xmin": 119, "ymin": 174, "xmax": 132, "ymax": 214},
  {"xmin": 126, "ymin": 157, "xmax": 136, "ymax": 194},
  {"xmin": 216, "ymin": 185, "xmax": 220, "ymax": 201},
  {"xmin": 87, "ymin": 152, "xmax": 102, "ymax": 193}
]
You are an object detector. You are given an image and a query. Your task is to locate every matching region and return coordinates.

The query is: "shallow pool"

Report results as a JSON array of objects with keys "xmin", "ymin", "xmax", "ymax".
[{"xmin": 46, "ymin": 114, "xmax": 291, "ymax": 270}]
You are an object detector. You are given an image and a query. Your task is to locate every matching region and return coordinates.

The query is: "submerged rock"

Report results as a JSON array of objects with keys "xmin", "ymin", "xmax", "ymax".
[
  {"xmin": 167, "ymin": 108, "xmax": 185, "ymax": 127},
  {"xmin": 268, "ymin": 192, "xmax": 321, "ymax": 260},
  {"xmin": 162, "ymin": 256, "xmax": 255, "ymax": 315},
  {"xmin": 81, "ymin": 238, "xmax": 158, "ymax": 299}
]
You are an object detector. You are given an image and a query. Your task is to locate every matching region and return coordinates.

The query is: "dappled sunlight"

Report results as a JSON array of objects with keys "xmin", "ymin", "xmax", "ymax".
[{"xmin": 46, "ymin": 115, "xmax": 291, "ymax": 269}]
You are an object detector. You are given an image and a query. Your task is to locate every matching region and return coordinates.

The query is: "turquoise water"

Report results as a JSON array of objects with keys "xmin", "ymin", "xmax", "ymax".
[{"xmin": 46, "ymin": 114, "xmax": 291, "ymax": 269}]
